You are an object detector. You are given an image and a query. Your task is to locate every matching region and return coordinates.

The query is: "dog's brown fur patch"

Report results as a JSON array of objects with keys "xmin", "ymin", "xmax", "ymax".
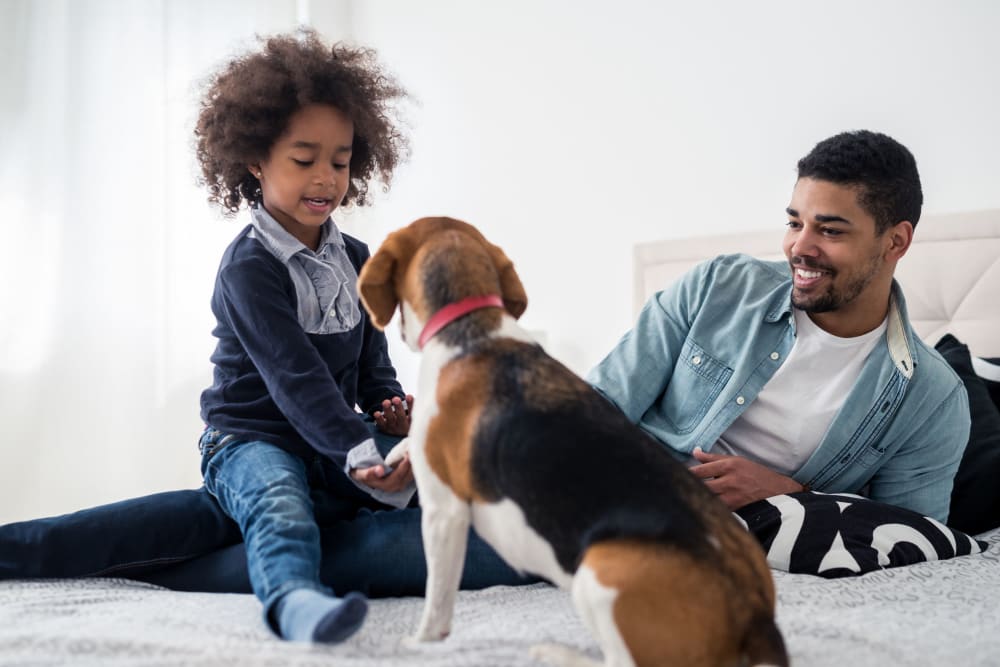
[
  {"xmin": 584, "ymin": 529, "xmax": 784, "ymax": 667},
  {"xmin": 584, "ymin": 540, "xmax": 741, "ymax": 667},
  {"xmin": 423, "ymin": 354, "xmax": 494, "ymax": 502}
]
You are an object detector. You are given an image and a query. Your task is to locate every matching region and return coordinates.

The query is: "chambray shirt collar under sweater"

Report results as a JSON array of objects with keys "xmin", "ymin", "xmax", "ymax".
[{"xmin": 248, "ymin": 205, "xmax": 362, "ymax": 335}]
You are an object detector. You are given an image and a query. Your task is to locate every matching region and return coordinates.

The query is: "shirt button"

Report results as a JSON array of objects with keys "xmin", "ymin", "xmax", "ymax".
[
  {"xmin": 692, "ymin": 355, "xmax": 702, "ymax": 365},
  {"xmin": 770, "ymin": 352, "xmax": 780, "ymax": 360},
  {"xmin": 736, "ymin": 396, "xmax": 745, "ymax": 405}
]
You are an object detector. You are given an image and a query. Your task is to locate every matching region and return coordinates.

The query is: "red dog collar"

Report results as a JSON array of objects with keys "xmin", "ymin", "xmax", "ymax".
[{"xmin": 418, "ymin": 294, "xmax": 505, "ymax": 349}]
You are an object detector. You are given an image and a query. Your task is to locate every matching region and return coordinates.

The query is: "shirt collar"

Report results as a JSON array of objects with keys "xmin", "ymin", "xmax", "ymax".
[
  {"xmin": 886, "ymin": 280, "xmax": 916, "ymax": 378},
  {"xmin": 249, "ymin": 205, "xmax": 344, "ymax": 264}
]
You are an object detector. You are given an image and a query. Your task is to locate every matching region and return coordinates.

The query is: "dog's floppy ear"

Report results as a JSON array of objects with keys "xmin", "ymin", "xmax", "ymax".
[
  {"xmin": 357, "ymin": 245, "xmax": 399, "ymax": 330},
  {"xmin": 486, "ymin": 243, "xmax": 528, "ymax": 319}
]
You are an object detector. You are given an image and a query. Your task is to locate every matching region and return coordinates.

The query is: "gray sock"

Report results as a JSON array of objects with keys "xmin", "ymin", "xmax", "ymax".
[{"xmin": 275, "ymin": 588, "xmax": 368, "ymax": 643}]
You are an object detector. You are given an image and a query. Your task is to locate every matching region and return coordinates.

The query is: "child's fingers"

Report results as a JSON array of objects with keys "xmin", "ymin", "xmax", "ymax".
[
  {"xmin": 374, "ymin": 457, "xmax": 413, "ymax": 491},
  {"xmin": 352, "ymin": 459, "xmax": 412, "ymax": 492},
  {"xmin": 351, "ymin": 465, "xmax": 386, "ymax": 483}
]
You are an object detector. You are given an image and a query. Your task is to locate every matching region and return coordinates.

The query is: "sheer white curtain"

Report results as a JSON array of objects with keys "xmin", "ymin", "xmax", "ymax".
[{"xmin": 0, "ymin": 0, "xmax": 355, "ymax": 523}]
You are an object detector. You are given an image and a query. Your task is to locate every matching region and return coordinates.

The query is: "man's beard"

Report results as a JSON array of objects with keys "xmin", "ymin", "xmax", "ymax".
[{"xmin": 790, "ymin": 251, "xmax": 882, "ymax": 314}]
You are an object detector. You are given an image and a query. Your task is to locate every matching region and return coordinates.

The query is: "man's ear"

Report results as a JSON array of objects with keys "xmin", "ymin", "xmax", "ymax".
[
  {"xmin": 358, "ymin": 249, "xmax": 399, "ymax": 330},
  {"xmin": 886, "ymin": 220, "xmax": 914, "ymax": 261}
]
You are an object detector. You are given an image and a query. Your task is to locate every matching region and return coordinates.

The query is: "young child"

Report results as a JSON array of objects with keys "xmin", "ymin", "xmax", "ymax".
[{"xmin": 192, "ymin": 29, "xmax": 414, "ymax": 643}]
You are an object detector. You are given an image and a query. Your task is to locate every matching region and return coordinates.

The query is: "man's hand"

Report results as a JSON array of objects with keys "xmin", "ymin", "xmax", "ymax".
[
  {"xmin": 373, "ymin": 394, "xmax": 415, "ymax": 436},
  {"xmin": 689, "ymin": 447, "xmax": 805, "ymax": 510},
  {"xmin": 351, "ymin": 453, "xmax": 414, "ymax": 493}
]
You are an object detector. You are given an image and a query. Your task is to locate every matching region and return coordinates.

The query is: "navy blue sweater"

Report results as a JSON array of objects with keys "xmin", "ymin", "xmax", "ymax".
[{"xmin": 200, "ymin": 226, "xmax": 404, "ymax": 469}]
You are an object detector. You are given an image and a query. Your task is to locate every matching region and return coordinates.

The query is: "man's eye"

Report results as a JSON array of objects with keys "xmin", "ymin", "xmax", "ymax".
[
  {"xmin": 822, "ymin": 228, "xmax": 844, "ymax": 237},
  {"xmin": 786, "ymin": 220, "xmax": 801, "ymax": 229}
]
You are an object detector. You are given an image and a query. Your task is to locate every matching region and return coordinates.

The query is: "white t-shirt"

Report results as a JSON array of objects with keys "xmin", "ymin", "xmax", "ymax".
[{"xmin": 714, "ymin": 308, "xmax": 888, "ymax": 476}]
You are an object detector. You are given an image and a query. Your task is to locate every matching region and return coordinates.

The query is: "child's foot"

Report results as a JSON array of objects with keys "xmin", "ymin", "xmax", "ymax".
[{"xmin": 276, "ymin": 588, "xmax": 368, "ymax": 643}]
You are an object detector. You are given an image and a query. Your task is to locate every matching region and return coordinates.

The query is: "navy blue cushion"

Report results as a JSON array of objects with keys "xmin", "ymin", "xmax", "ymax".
[
  {"xmin": 978, "ymin": 356, "xmax": 1000, "ymax": 411},
  {"xmin": 935, "ymin": 334, "xmax": 1000, "ymax": 535}
]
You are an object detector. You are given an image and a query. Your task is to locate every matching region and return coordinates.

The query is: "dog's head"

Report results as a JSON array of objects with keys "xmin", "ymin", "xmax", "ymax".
[{"xmin": 358, "ymin": 217, "xmax": 528, "ymax": 350}]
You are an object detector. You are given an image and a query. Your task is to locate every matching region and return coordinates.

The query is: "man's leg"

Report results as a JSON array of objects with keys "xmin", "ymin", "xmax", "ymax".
[
  {"xmin": 139, "ymin": 506, "xmax": 539, "ymax": 596},
  {"xmin": 0, "ymin": 487, "xmax": 240, "ymax": 580}
]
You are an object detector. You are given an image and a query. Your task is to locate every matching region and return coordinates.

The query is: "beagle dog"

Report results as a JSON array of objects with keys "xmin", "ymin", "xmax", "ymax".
[{"xmin": 358, "ymin": 217, "xmax": 787, "ymax": 667}]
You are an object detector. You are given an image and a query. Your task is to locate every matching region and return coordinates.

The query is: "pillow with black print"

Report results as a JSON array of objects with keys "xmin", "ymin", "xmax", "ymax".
[{"xmin": 734, "ymin": 491, "xmax": 988, "ymax": 578}]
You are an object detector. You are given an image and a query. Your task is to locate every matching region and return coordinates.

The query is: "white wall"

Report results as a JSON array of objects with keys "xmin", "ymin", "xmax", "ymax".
[
  {"xmin": 1, "ymin": 0, "xmax": 998, "ymax": 523},
  {"xmin": 340, "ymin": 0, "xmax": 1000, "ymax": 387}
]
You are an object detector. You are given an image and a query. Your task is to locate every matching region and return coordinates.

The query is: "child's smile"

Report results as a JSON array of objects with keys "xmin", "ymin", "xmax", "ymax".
[{"xmin": 303, "ymin": 197, "xmax": 334, "ymax": 214}]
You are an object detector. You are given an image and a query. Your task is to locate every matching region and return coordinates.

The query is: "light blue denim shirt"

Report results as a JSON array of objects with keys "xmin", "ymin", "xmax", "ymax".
[{"xmin": 587, "ymin": 254, "xmax": 970, "ymax": 522}]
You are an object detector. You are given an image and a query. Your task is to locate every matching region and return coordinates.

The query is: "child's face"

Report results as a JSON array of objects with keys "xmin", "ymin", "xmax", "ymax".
[{"xmin": 251, "ymin": 103, "xmax": 354, "ymax": 250}]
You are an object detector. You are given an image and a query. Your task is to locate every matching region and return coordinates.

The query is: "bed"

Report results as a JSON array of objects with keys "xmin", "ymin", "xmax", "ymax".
[{"xmin": 3, "ymin": 209, "xmax": 1000, "ymax": 666}]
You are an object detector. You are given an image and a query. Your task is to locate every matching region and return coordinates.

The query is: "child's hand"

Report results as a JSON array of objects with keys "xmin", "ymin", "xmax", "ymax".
[
  {"xmin": 350, "ymin": 453, "xmax": 414, "ymax": 492},
  {"xmin": 373, "ymin": 394, "xmax": 415, "ymax": 436}
]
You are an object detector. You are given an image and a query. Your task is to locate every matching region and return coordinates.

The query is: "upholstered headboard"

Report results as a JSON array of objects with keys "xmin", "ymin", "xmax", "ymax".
[{"xmin": 633, "ymin": 209, "xmax": 1000, "ymax": 357}]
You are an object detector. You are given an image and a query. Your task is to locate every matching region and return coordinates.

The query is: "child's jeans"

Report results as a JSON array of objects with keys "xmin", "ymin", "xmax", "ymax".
[{"xmin": 199, "ymin": 429, "xmax": 352, "ymax": 630}]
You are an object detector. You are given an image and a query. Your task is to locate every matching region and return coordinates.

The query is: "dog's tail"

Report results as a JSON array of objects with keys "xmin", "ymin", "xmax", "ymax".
[{"xmin": 742, "ymin": 611, "xmax": 789, "ymax": 667}]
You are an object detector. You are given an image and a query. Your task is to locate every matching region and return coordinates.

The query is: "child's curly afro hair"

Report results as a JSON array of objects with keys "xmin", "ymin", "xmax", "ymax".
[{"xmin": 195, "ymin": 28, "xmax": 409, "ymax": 213}]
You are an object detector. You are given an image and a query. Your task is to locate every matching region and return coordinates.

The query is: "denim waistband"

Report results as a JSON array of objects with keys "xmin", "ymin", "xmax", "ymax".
[{"xmin": 198, "ymin": 428, "xmax": 239, "ymax": 457}]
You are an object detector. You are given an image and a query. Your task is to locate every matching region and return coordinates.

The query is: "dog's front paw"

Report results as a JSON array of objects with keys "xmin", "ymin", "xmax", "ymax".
[
  {"xmin": 400, "ymin": 628, "xmax": 450, "ymax": 649},
  {"xmin": 384, "ymin": 438, "xmax": 410, "ymax": 467},
  {"xmin": 411, "ymin": 620, "xmax": 451, "ymax": 642}
]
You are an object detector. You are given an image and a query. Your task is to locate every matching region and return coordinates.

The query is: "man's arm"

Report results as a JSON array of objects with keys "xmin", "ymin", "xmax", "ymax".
[{"xmin": 587, "ymin": 261, "xmax": 709, "ymax": 425}]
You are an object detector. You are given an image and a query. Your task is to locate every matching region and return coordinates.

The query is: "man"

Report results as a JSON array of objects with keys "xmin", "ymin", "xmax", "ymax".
[{"xmin": 588, "ymin": 130, "xmax": 970, "ymax": 522}]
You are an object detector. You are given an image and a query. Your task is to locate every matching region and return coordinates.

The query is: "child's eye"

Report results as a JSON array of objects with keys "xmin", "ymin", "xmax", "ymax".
[
  {"xmin": 292, "ymin": 159, "xmax": 313, "ymax": 167},
  {"xmin": 333, "ymin": 163, "xmax": 349, "ymax": 171}
]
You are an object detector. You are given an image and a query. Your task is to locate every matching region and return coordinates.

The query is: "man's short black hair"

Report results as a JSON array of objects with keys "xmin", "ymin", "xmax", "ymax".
[{"xmin": 797, "ymin": 130, "xmax": 923, "ymax": 234}]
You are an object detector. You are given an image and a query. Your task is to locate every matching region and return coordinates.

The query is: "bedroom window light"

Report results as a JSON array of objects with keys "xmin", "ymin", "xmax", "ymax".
[{"xmin": 0, "ymin": 190, "xmax": 58, "ymax": 374}]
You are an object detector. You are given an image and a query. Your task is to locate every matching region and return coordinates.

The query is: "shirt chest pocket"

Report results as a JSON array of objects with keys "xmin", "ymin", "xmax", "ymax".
[{"xmin": 659, "ymin": 341, "xmax": 733, "ymax": 434}]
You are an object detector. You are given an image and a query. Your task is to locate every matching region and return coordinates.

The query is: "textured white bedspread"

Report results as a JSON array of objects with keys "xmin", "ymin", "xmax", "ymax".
[{"xmin": 3, "ymin": 526, "xmax": 999, "ymax": 667}]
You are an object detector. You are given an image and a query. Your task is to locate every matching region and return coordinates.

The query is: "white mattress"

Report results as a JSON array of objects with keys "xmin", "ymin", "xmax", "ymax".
[{"xmin": 2, "ymin": 526, "xmax": 998, "ymax": 666}]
